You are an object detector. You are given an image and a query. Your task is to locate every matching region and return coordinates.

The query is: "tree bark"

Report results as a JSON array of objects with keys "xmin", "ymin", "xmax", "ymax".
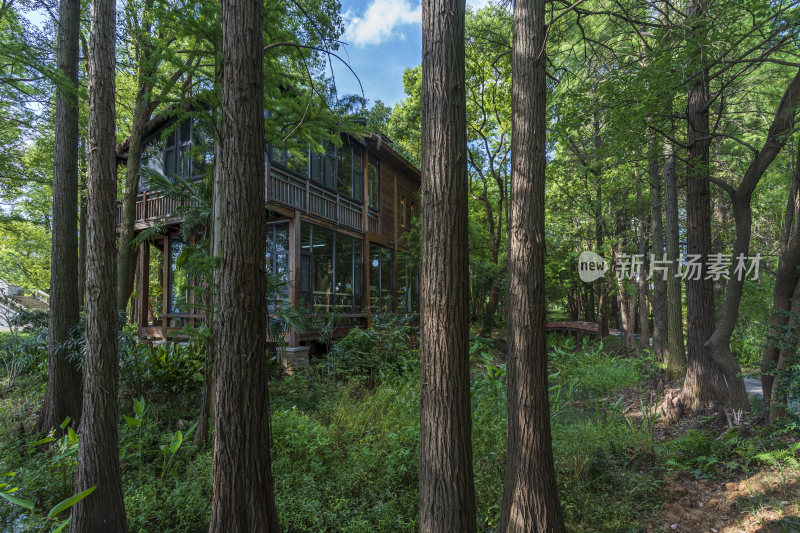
[
  {"xmin": 683, "ymin": 0, "xmax": 722, "ymax": 404},
  {"xmin": 498, "ymin": 0, "xmax": 566, "ymax": 529},
  {"xmin": 209, "ymin": 0, "xmax": 279, "ymax": 530},
  {"xmin": 663, "ymin": 142, "xmax": 686, "ymax": 378},
  {"xmin": 117, "ymin": 78, "xmax": 152, "ymax": 313},
  {"xmin": 702, "ymin": 68, "xmax": 800, "ymax": 410},
  {"xmin": 418, "ymin": 0, "xmax": 476, "ymax": 531},
  {"xmin": 649, "ymin": 152, "xmax": 667, "ymax": 355},
  {"xmin": 68, "ymin": 0, "xmax": 127, "ymax": 527},
  {"xmin": 37, "ymin": 0, "xmax": 82, "ymax": 434},
  {"xmin": 768, "ymin": 275, "xmax": 800, "ymax": 422},
  {"xmin": 196, "ymin": 101, "xmax": 223, "ymax": 445},
  {"xmin": 78, "ymin": 189, "xmax": 87, "ymax": 308},
  {"xmin": 638, "ymin": 178, "xmax": 650, "ymax": 351},
  {"xmin": 762, "ymin": 136, "xmax": 800, "ymax": 408}
]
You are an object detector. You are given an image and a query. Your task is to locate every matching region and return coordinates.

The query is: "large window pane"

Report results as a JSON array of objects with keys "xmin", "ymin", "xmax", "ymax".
[
  {"xmin": 337, "ymin": 139, "xmax": 353, "ymax": 197},
  {"xmin": 140, "ymin": 136, "xmax": 165, "ymax": 191},
  {"xmin": 368, "ymin": 158, "xmax": 379, "ymax": 210},
  {"xmin": 312, "ymin": 226, "xmax": 334, "ymax": 312},
  {"xmin": 169, "ymin": 237, "xmax": 190, "ymax": 314},
  {"xmin": 369, "ymin": 244, "xmax": 393, "ymax": 312},
  {"xmin": 266, "ymin": 222, "xmax": 290, "ymax": 311}
]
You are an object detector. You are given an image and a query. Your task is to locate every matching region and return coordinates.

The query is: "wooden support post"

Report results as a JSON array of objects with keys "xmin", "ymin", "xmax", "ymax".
[
  {"xmin": 137, "ymin": 241, "xmax": 149, "ymax": 332},
  {"xmin": 162, "ymin": 235, "xmax": 169, "ymax": 339},
  {"xmin": 288, "ymin": 211, "xmax": 302, "ymax": 347}
]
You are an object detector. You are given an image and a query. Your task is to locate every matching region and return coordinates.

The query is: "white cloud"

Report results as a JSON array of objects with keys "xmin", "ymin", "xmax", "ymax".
[
  {"xmin": 343, "ymin": 0, "xmax": 495, "ymax": 47},
  {"xmin": 344, "ymin": 0, "xmax": 421, "ymax": 47}
]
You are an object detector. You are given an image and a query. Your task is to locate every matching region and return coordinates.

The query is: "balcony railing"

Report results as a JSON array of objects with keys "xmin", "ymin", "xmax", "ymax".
[
  {"xmin": 120, "ymin": 164, "xmax": 367, "ymax": 233},
  {"xmin": 268, "ymin": 165, "xmax": 363, "ymax": 232}
]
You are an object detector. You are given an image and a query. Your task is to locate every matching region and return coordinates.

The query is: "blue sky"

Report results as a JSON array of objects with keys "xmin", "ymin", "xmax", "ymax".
[{"xmin": 333, "ymin": 0, "xmax": 490, "ymax": 107}]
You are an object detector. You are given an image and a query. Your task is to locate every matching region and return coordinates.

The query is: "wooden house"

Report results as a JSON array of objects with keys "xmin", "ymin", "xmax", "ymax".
[{"xmin": 117, "ymin": 117, "xmax": 420, "ymax": 357}]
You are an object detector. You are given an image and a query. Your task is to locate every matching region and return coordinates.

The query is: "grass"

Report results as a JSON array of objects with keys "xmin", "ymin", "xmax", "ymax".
[{"xmin": 2, "ymin": 332, "xmax": 796, "ymax": 532}]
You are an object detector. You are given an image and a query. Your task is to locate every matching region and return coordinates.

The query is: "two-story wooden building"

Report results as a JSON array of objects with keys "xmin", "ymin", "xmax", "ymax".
[{"xmin": 118, "ymin": 117, "xmax": 420, "ymax": 353}]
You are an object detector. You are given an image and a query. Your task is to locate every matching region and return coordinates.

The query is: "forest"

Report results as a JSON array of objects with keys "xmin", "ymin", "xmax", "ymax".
[{"xmin": 1, "ymin": 0, "xmax": 800, "ymax": 530}]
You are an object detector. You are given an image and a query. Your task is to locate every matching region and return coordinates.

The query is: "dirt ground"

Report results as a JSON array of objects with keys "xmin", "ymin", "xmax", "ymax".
[{"xmin": 621, "ymin": 382, "xmax": 800, "ymax": 533}]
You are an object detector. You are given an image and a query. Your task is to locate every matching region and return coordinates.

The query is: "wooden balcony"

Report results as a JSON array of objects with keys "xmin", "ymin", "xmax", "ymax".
[
  {"xmin": 119, "ymin": 165, "xmax": 370, "ymax": 234},
  {"xmin": 267, "ymin": 166, "xmax": 365, "ymax": 232}
]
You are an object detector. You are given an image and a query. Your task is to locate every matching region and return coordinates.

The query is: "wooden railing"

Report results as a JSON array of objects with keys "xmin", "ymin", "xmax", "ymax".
[
  {"xmin": 368, "ymin": 211, "xmax": 379, "ymax": 234},
  {"xmin": 267, "ymin": 165, "xmax": 364, "ymax": 233},
  {"xmin": 117, "ymin": 188, "xmax": 203, "ymax": 229},
  {"xmin": 119, "ymin": 166, "xmax": 367, "ymax": 234},
  {"xmin": 268, "ymin": 170, "xmax": 306, "ymax": 210}
]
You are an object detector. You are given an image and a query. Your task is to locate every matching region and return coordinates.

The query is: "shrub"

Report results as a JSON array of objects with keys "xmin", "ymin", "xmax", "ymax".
[{"xmin": 323, "ymin": 323, "xmax": 418, "ymax": 386}]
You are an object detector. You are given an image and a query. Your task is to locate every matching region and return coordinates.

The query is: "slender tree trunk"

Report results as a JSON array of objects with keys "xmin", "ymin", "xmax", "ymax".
[
  {"xmin": 702, "ymin": 68, "xmax": 800, "ymax": 410},
  {"xmin": 770, "ymin": 285, "xmax": 800, "ymax": 421},
  {"xmin": 637, "ymin": 178, "xmax": 649, "ymax": 350},
  {"xmin": 762, "ymin": 137, "xmax": 800, "ymax": 407},
  {"xmin": 682, "ymin": 0, "xmax": 723, "ymax": 403},
  {"xmin": 418, "ymin": 0, "xmax": 476, "ymax": 531},
  {"xmin": 594, "ymin": 187, "xmax": 609, "ymax": 337},
  {"xmin": 649, "ymin": 153, "xmax": 667, "ymax": 355},
  {"xmin": 498, "ymin": 0, "xmax": 566, "ymax": 529},
  {"xmin": 78, "ymin": 190, "xmax": 87, "ymax": 308},
  {"xmin": 69, "ymin": 0, "xmax": 127, "ymax": 528},
  {"xmin": 209, "ymin": 0, "xmax": 279, "ymax": 530},
  {"xmin": 196, "ymin": 101, "xmax": 224, "ymax": 444},
  {"xmin": 663, "ymin": 142, "xmax": 686, "ymax": 378},
  {"xmin": 117, "ymin": 78, "xmax": 152, "ymax": 312},
  {"xmin": 37, "ymin": 0, "xmax": 82, "ymax": 434}
]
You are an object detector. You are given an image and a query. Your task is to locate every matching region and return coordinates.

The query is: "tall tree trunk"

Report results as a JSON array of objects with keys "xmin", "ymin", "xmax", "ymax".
[
  {"xmin": 117, "ymin": 78, "xmax": 152, "ymax": 312},
  {"xmin": 498, "ymin": 0, "xmax": 566, "ymax": 529},
  {"xmin": 649, "ymin": 152, "xmax": 667, "ymax": 355},
  {"xmin": 209, "ymin": 0, "xmax": 279, "ymax": 530},
  {"xmin": 196, "ymin": 101, "xmax": 224, "ymax": 444},
  {"xmin": 637, "ymin": 177, "xmax": 649, "ymax": 350},
  {"xmin": 762, "ymin": 136, "xmax": 800, "ymax": 408},
  {"xmin": 37, "ymin": 0, "xmax": 82, "ymax": 433},
  {"xmin": 683, "ymin": 0, "xmax": 721, "ymax": 404},
  {"xmin": 69, "ymin": 0, "xmax": 127, "ymax": 527},
  {"xmin": 663, "ymin": 142, "xmax": 685, "ymax": 378},
  {"xmin": 419, "ymin": 0, "xmax": 476, "ymax": 530},
  {"xmin": 78, "ymin": 189, "xmax": 87, "ymax": 308},
  {"xmin": 702, "ymin": 68, "xmax": 800, "ymax": 410},
  {"xmin": 595, "ymin": 187, "xmax": 609, "ymax": 337},
  {"xmin": 768, "ymin": 276, "xmax": 800, "ymax": 422}
]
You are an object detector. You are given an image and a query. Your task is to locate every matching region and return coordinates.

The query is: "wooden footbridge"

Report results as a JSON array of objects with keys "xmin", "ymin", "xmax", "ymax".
[{"xmin": 545, "ymin": 321, "xmax": 608, "ymax": 338}]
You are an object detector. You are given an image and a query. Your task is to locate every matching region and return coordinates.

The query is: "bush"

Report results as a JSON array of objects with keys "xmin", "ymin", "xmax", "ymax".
[
  {"xmin": 121, "ymin": 342, "xmax": 205, "ymax": 395},
  {"xmin": 322, "ymin": 322, "xmax": 418, "ymax": 386}
]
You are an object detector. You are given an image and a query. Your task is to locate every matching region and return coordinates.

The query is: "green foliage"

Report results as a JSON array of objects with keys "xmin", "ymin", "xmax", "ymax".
[
  {"xmin": 550, "ymin": 339, "xmax": 643, "ymax": 397},
  {"xmin": 121, "ymin": 342, "xmax": 205, "ymax": 395},
  {"xmin": 322, "ymin": 317, "xmax": 419, "ymax": 386}
]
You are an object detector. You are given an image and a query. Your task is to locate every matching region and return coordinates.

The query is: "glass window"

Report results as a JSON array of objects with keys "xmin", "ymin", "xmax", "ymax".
[
  {"xmin": 352, "ymin": 144, "xmax": 363, "ymax": 202},
  {"xmin": 140, "ymin": 136, "xmax": 165, "ymax": 191},
  {"xmin": 168, "ymin": 237, "xmax": 190, "ymax": 315},
  {"xmin": 324, "ymin": 143, "xmax": 336, "ymax": 190},
  {"xmin": 370, "ymin": 244, "xmax": 393, "ymax": 312},
  {"xmin": 312, "ymin": 226, "xmax": 334, "ymax": 313},
  {"xmin": 310, "ymin": 140, "xmax": 337, "ymax": 189},
  {"xmin": 191, "ymin": 118, "xmax": 214, "ymax": 178},
  {"xmin": 368, "ymin": 158, "xmax": 379, "ymax": 210},
  {"xmin": 299, "ymin": 223, "xmax": 364, "ymax": 314},
  {"xmin": 337, "ymin": 138, "xmax": 353, "ymax": 198},
  {"xmin": 399, "ymin": 196, "xmax": 406, "ymax": 227},
  {"xmin": 266, "ymin": 222, "xmax": 290, "ymax": 311},
  {"xmin": 398, "ymin": 255, "xmax": 418, "ymax": 313}
]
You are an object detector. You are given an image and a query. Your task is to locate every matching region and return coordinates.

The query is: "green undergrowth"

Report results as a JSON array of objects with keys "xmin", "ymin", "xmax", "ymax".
[{"xmin": 0, "ymin": 332, "xmax": 670, "ymax": 532}]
